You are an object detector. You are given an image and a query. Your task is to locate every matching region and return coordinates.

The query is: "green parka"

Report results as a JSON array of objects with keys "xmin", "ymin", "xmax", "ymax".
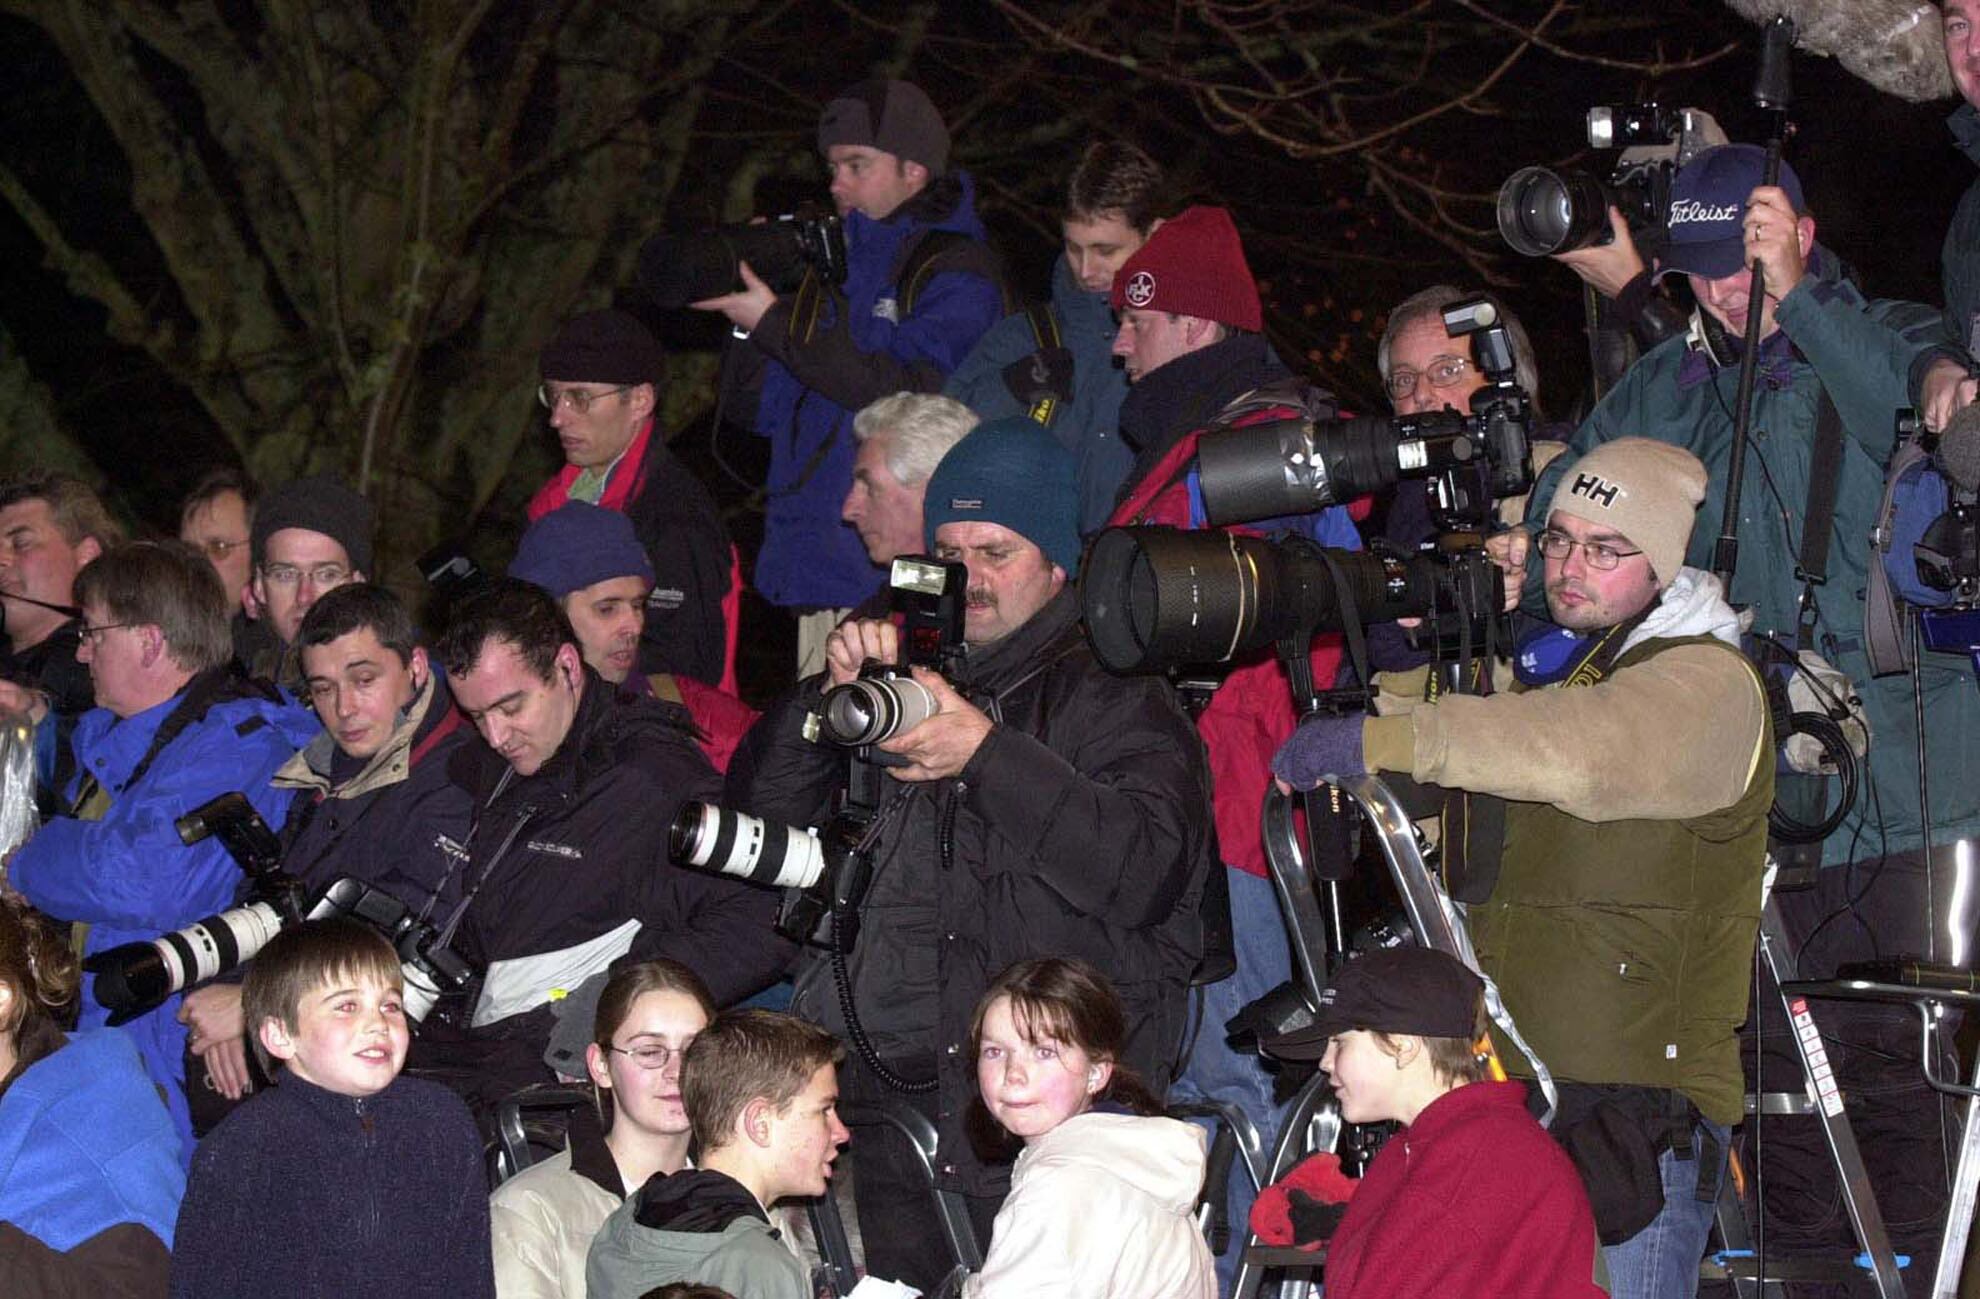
[{"xmin": 1529, "ymin": 260, "xmax": 1979, "ymax": 865}]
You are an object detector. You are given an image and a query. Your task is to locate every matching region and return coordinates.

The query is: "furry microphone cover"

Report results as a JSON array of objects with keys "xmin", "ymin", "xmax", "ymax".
[{"xmin": 1724, "ymin": 0, "xmax": 1954, "ymax": 102}]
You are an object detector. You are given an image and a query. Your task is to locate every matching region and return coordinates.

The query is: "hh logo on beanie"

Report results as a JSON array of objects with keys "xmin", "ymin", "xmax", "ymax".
[{"xmin": 1569, "ymin": 472, "xmax": 1621, "ymax": 509}]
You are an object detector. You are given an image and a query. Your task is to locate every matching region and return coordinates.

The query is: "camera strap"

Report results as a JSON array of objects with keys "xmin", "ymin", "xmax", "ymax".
[
  {"xmin": 1793, "ymin": 388, "xmax": 1845, "ymax": 649},
  {"xmin": 67, "ymin": 665, "xmax": 284, "ymax": 815}
]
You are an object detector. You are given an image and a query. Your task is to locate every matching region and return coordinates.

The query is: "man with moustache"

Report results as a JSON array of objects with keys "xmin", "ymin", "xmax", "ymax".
[
  {"xmin": 728, "ymin": 417, "xmax": 1216, "ymax": 1292},
  {"xmin": 1279, "ymin": 439, "xmax": 1772, "ymax": 1299}
]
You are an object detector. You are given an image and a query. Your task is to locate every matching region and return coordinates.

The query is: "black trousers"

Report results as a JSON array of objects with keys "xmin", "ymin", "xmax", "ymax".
[{"xmin": 839, "ymin": 1053, "xmax": 1005, "ymax": 1293}]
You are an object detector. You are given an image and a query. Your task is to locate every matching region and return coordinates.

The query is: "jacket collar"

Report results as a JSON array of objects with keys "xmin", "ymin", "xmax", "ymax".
[
  {"xmin": 275, "ymin": 670, "xmax": 452, "ymax": 797},
  {"xmin": 1953, "ymin": 102, "xmax": 1980, "ymax": 165},
  {"xmin": 1117, "ymin": 332, "xmax": 1286, "ymax": 473},
  {"xmin": 958, "ymin": 585, "xmax": 1082, "ymax": 695}
]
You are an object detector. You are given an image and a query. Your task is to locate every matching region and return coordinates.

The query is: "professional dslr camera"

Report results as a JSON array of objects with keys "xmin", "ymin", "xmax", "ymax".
[
  {"xmin": 1082, "ymin": 299, "xmax": 1529, "ymax": 675},
  {"xmin": 637, "ymin": 204, "xmax": 848, "ymax": 309},
  {"xmin": 87, "ymin": 792, "xmax": 474, "ymax": 1025},
  {"xmin": 1497, "ymin": 104, "xmax": 1726, "ymax": 259},
  {"xmin": 807, "ymin": 555, "xmax": 968, "ymax": 749}
]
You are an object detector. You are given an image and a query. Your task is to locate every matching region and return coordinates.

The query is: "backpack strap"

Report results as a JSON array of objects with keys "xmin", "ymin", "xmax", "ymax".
[{"xmin": 896, "ymin": 229, "xmax": 1016, "ymax": 317}]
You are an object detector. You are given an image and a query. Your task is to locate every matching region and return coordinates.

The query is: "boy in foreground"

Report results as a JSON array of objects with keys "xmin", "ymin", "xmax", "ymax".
[
  {"xmin": 588, "ymin": 1009, "xmax": 848, "ymax": 1299},
  {"xmin": 169, "ymin": 919, "xmax": 493, "ymax": 1298}
]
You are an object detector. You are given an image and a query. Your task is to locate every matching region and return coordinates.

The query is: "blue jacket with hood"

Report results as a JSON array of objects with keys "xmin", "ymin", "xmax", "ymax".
[
  {"xmin": 741, "ymin": 172, "xmax": 1005, "ymax": 610},
  {"xmin": 9, "ymin": 682, "xmax": 317, "ymax": 1160},
  {"xmin": 945, "ymin": 255, "xmax": 1136, "ymax": 535}
]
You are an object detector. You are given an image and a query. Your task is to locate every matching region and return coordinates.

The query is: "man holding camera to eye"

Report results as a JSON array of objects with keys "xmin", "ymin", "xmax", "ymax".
[
  {"xmin": 1280, "ymin": 439, "xmax": 1771, "ymax": 1298},
  {"xmin": 693, "ymin": 79, "xmax": 1006, "ymax": 677},
  {"xmin": 726, "ymin": 417, "xmax": 1217, "ymax": 1293},
  {"xmin": 1533, "ymin": 142, "xmax": 1980, "ymax": 1264}
]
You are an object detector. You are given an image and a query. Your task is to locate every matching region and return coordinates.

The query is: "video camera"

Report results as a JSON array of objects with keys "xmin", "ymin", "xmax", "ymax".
[
  {"xmin": 808, "ymin": 555, "xmax": 968, "ymax": 749},
  {"xmin": 86, "ymin": 792, "xmax": 474, "ymax": 1025},
  {"xmin": 1497, "ymin": 104, "xmax": 1726, "ymax": 259},
  {"xmin": 638, "ymin": 204, "xmax": 848, "ymax": 309}
]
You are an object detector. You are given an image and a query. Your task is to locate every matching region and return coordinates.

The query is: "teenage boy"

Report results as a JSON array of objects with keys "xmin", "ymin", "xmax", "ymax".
[
  {"xmin": 168, "ymin": 920, "xmax": 494, "ymax": 1299},
  {"xmin": 1255, "ymin": 947, "xmax": 1603, "ymax": 1299},
  {"xmin": 586, "ymin": 1009, "xmax": 848, "ymax": 1299}
]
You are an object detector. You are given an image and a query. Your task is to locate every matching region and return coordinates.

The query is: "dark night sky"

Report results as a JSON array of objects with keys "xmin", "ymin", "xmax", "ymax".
[{"xmin": 0, "ymin": 4, "xmax": 1972, "ymax": 539}]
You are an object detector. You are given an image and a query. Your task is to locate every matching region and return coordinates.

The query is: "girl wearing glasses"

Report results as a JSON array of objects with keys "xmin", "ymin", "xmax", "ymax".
[{"xmin": 492, "ymin": 960, "xmax": 715, "ymax": 1299}]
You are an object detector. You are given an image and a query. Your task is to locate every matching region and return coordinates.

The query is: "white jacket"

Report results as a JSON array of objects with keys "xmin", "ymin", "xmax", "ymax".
[
  {"xmin": 965, "ymin": 1111, "xmax": 1217, "ymax": 1299},
  {"xmin": 490, "ymin": 1147, "xmax": 623, "ymax": 1299}
]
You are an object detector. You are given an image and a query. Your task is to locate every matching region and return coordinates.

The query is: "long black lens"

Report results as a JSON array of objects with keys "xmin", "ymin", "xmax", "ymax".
[
  {"xmin": 1197, "ymin": 417, "xmax": 1402, "ymax": 526},
  {"xmin": 669, "ymin": 803, "xmax": 827, "ymax": 890},
  {"xmin": 1496, "ymin": 166, "xmax": 1615, "ymax": 257},
  {"xmin": 1082, "ymin": 527, "xmax": 1503, "ymax": 673}
]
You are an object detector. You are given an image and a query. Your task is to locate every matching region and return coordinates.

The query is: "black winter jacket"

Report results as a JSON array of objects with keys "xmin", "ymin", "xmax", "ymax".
[
  {"xmin": 275, "ymin": 672, "xmax": 478, "ymax": 913},
  {"xmin": 727, "ymin": 589, "xmax": 1217, "ymax": 1197},
  {"xmin": 428, "ymin": 671, "xmax": 791, "ymax": 1100}
]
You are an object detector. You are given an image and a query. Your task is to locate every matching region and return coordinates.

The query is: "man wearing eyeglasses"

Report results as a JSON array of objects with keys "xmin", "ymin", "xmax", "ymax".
[
  {"xmin": 1277, "ymin": 438, "xmax": 1771, "ymax": 1298},
  {"xmin": 246, "ymin": 474, "xmax": 374, "ymax": 692},
  {"xmin": 530, "ymin": 309, "xmax": 735, "ymax": 692},
  {"xmin": 2, "ymin": 541, "xmax": 317, "ymax": 1163}
]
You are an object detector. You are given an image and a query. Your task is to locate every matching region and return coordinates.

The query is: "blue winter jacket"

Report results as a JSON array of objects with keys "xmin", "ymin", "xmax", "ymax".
[
  {"xmin": 0, "ymin": 1028, "xmax": 184, "ymax": 1255},
  {"xmin": 1529, "ymin": 260, "xmax": 1978, "ymax": 865},
  {"xmin": 747, "ymin": 173, "xmax": 1005, "ymax": 610},
  {"xmin": 945, "ymin": 256, "xmax": 1135, "ymax": 535},
  {"xmin": 9, "ymin": 684, "xmax": 318, "ymax": 1159}
]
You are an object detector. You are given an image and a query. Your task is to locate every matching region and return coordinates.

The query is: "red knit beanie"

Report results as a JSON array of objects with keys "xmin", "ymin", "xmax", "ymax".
[{"xmin": 1108, "ymin": 204, "xmax": 1262, "ymax": 332}]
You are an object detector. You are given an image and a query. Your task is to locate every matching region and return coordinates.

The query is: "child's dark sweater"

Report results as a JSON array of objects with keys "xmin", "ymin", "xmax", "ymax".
[{"xmin": 169, "ymin": 1072, "xmax": 493, "ymax": 1299}]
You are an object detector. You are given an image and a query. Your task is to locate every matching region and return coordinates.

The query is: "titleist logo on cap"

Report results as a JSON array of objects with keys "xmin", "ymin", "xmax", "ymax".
[
  {"xmin": 1124, "ymin": 270, "xmax": 1156, "ymax": 308},
  {"xmin": 1668, "ymin": 199, "xmax": 1741, "ymax": 228},
  {"xmin": 949, "ymin": 496, "xmax": 984, "ymax": 511}
]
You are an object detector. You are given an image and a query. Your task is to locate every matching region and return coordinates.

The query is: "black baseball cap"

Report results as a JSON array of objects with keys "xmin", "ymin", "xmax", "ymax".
[{"xmin": 1262, "ymin": 947, "xmax": 1484, "ymax": 1061}]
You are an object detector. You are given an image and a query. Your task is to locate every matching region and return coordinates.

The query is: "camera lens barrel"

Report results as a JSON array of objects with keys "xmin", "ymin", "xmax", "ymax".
[
  {"xmin": 88, "ymin": 901, "xmax": 289, "ymax": 1023},
  {"xmin": 669, "ymin": 802, "xmax": 828, "ymax": 891},
  {"xmin": 816, "ymin": 677, "xmax": 939, "ymax": 747},
  {"xmin": 1496, "ymin": 166, "xmax": 1615, "ymax": 257}
]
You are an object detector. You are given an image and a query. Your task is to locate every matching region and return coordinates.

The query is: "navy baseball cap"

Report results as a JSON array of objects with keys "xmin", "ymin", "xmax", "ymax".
[
  {"xmin": 1657, "ymin": 144, "xmax": 1805, "ymax": 282},
  {"xmin": 1261, "ymin": 946, "xmax": 1484, "ymax": 1061}
]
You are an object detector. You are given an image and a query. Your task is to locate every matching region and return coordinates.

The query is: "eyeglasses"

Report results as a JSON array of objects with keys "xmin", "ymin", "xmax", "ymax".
[
  {"xmin": 79, "ymin": 621, "xmax": 136, "ymax": 646},
  {"xmin": 192, "ymin": 538, "xmax": 249, "ymax": 562},
  {"xmin": 537, "ymin": 384, "xmax": 634, "ymax": 415},
  {"xmin": 606, "ymin": 1041, "xmax": 689, "ymax": 1071},
  {"xmin": 1534, "ymin": 529, "xmax": 1644, "ymax": 571},
  {"xmin": 1385, "ymin": 356, "xmax": 1473, "ymax": 400},
  {"xmin": 261, "ymin": 563, "xmax": 352, "ymax": 589}
]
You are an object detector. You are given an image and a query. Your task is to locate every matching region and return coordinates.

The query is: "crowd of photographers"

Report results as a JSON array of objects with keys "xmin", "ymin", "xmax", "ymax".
[{"xmin": 3, "ymin": 33, "xmax": 1980, "ymax": 1299}]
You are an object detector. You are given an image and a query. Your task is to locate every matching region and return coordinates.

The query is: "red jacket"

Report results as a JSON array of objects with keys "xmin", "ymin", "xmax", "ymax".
[
  {"xmin": 1106, "ymin": 409, "xmax": 1361, "ymax": 879},
  {"xmin": 1323, "ymin": 1081, "xmax": 1605, "ymax": 1299}
]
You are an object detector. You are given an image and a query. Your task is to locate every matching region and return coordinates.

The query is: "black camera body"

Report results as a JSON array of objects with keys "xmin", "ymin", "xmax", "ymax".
[
  {"xmin": 1498, "ymin": 104, "xmax": 1726, "ymax": 258},
  {"xmin": 306, "ymin": 878, "xmax": 475, "ymax": 1022},
  {"xmin": 638, "ymin": 203, "xmax": 849, "ymax": 309}
]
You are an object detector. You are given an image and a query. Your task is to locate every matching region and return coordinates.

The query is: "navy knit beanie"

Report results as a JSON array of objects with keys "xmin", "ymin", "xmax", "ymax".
[
  {"xmin": 252, "ymin": 474, "xmax": 375, "ymax": 574},
  {"xmin": 509, "ymin": 502, "xmax": 654, "ymax": 598},
  {"xmin": 922, "ymin": 417, "xmax": 1081, "ymax": 577}
]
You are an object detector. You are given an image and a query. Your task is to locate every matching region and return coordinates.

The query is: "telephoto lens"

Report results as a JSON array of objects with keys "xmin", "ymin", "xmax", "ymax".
[
  {"xmin": 815, "ymin": 675, "xmax": 939, "ymax": 747},
  {"xmin": 86, "ymin": 900, "xmax": 290, "ymax": 1025},
  {"xmin": 669, "ymin": 803, "xmax": 828, "ymax": 890}
]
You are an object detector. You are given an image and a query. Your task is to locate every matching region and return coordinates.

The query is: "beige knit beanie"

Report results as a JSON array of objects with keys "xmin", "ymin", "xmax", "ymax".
[{"xmin": 1548, "ymin": 438, "xmax": 1709, "ymax": 588}]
